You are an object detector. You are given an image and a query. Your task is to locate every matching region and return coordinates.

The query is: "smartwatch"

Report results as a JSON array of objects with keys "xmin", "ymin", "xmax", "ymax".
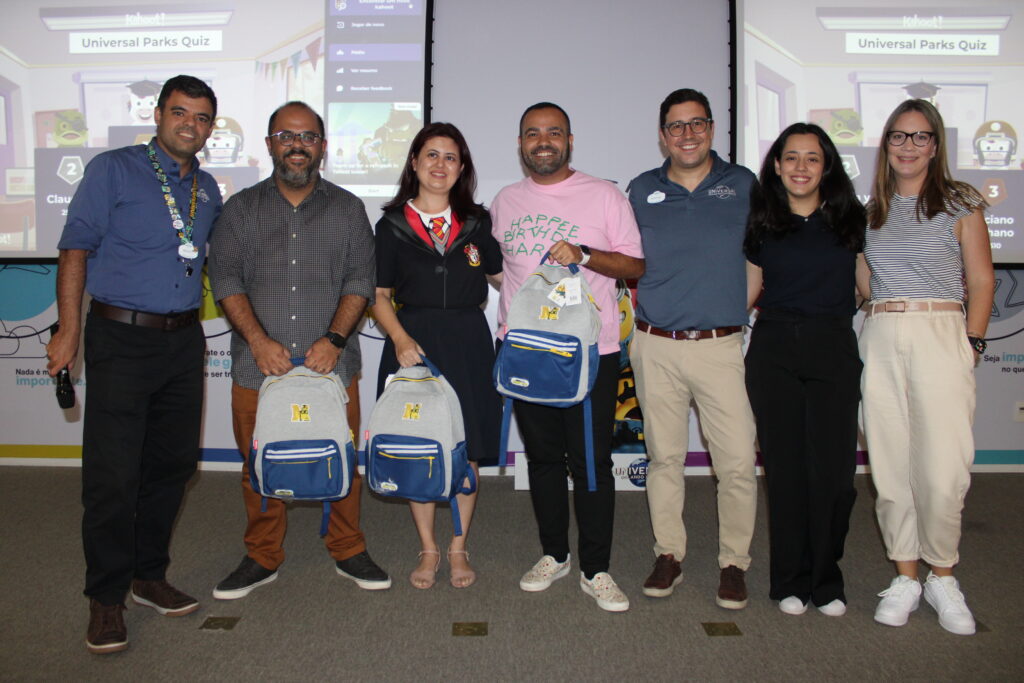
[
  {"xmin": 578, "ymin": 244, "xmax": 592, "ymax": 266},
  {"xmin": 325, "ymin": 331, "xmax": 348, "ymax": 349},
  {"xmin": 967, "ymin": 335, "xmax": 986, "ymax": 354}
]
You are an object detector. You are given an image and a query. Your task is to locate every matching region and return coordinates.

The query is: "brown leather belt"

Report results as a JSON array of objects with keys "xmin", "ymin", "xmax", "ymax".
[
  {"xmin": 636, "ymin": 320, "xmax": 742, "ymax": 340},
  {"xmin": 91, "ymin": 301, "xmax": 199, "ymax": 331},
  {"xmin": 865, "ymin": 301, "xmax": 963, "ymax": 317}
]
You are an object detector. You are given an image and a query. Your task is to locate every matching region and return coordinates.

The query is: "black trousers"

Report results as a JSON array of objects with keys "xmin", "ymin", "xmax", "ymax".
[
  {"xmin": 744, "ymin": 314, "xmax": 861, "ymax": 605},
  {"xmin": 509, "ymin": 350, "xmax": 619, "ymax": 578},
  {"xmin": 82, "ymin": 314, "xmax": 205, "ymax": 605}
]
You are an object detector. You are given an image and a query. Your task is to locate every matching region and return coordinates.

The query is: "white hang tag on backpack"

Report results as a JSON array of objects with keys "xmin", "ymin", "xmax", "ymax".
[
  {"xmin": 547, "ymin": 280, "xmax": 568, "ymax": 306},
  {"xmin": 562, "ymin": 276, "xmax": 582, "ymax": 306}
]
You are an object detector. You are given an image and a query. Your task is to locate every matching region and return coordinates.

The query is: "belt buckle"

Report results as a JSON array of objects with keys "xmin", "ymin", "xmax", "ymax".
[
  {"xmin": 682, "ymin": 329, "xmax": 701, "ymax": 340},
  {"xmin": 883, "ymin": 301, "xmax": 906, "ymax": 313}
]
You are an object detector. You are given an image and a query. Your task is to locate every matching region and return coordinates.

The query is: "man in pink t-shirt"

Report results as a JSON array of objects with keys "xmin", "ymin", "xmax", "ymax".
[{"xmin": 490, "ymin": 102, "xmax": 644, "ymax": 613}]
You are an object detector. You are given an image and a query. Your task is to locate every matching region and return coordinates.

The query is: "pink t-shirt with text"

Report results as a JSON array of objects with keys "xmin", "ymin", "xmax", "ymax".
[{"xmin": 490, "ymin": 170, "xmax": 644, "ymax": 355}]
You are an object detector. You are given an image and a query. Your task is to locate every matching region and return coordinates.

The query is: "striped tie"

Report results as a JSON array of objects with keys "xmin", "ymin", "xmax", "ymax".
[{"xmin": 430, "ymin": 216, "xmax": 446, "ymax": 241}]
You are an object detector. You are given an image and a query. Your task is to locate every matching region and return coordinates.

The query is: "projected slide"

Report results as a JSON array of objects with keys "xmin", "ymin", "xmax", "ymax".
[
  {"xmin": 323, "ymin": 0, "xmax": 426, "ymax": 197},
  {"xmin": 0, "ymin": 0, "xmax": 430, "ymax": 259},
  {"xmin": 738, "ymin": 1, "xmax": 1024, "ymax": 264}
]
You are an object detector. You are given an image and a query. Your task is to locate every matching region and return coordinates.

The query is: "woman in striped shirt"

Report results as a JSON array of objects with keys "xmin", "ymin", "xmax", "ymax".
[{"xmin": 858, "ymin": 99, "xmax": 994, "ymax": 636}]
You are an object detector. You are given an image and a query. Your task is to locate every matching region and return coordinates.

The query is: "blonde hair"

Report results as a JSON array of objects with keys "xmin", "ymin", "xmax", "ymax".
[{"xmin": 867, "ymin": 99, "xmax": 985, "ymax": 229}]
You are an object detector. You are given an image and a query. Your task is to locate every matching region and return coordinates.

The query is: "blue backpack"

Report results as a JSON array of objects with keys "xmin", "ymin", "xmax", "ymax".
[
  {"xmin": 365, "ymin": 357, "xmax": 477, "ymax": 536},
  {"xmin": 249, "ymin": 361, "xmax": 356, "ymax": 536},
  {"xmin": 493, "ymin": 252, "xmax": 602, "ymax": 490}
]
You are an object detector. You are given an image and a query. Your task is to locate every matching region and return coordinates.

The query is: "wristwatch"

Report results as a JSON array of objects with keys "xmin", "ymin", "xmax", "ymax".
[
  {"xmin": 324, "ymin": 331, "xmax": 348, "ymax": 349},
  {"xmin": 967, "ymin": 335, "xmax": 987, "ymax": 354},
  {"xmin": 578, "ymin": 244, "xmax": 592, "ymax": 266}
]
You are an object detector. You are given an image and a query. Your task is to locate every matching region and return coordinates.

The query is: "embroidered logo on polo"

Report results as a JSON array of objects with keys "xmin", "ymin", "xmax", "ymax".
[
  {"xmin": 707, "ymin": 184, "xmax": 737, "ymax": 199},
  {"xmin": 646, "ymin": 190, "xmax": 666, "ymax": 204},
  {"xmin": 464, "ymin": 243, "xmax": 481, "ymax": 267}
]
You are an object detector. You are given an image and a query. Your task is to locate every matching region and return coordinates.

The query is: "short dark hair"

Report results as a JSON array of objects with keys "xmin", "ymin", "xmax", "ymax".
[
  {"xmin": 659, "ymin": 88, "xmax": 711, "ymax": 128},
  {"xmin": 267, "ymin": 101, "xmax": 325, "ymax": 137},
  {"xmin": 382, "ymin": 122, "xmax": 483, "ymax": 219},
  {"xmin": 157, "ymin": 75, "xmax": 217, "ymax": 118},
  {"xmin": 519, "ymin": 102, "xmax": 572, "ymax": 135}
]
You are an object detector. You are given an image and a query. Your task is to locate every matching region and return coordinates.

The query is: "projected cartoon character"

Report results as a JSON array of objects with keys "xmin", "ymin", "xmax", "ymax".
[
  {"xmin": 973, "ymin": 120, "xmax": 1017, "ymax": 169},
  {"xmin": 203, "ymin": 116, "xmax": 245, "ymax": 166},
  {"xmin": 826, "ymin": 109, "xmax": 863, "ymax": 147},
  {"xmin": 53, "ymin": 110, "xmax": 88, "ymax": 148},
  {"xmin": 126, "ymin": 80, "xmax": 161, "ymax": 125}
]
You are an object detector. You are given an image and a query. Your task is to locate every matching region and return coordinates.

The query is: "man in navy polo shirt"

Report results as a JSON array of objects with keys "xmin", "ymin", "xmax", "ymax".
[
  {"xmin": 47, "ymin": 75, "xmax": 221, "ymax": 654},
  {"xmin": 627, "ymin": 88, "xmax": 758, "ymax": 609}
]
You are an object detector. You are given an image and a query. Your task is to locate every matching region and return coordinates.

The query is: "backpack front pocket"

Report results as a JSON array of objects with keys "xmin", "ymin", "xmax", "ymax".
[
  {"xmin": 259, "ymin": 440, "xmax": 345, "ymax": 499},
  {"xmin": 368, "ymin": 435, "xmax": 444, "ymax": 500}
]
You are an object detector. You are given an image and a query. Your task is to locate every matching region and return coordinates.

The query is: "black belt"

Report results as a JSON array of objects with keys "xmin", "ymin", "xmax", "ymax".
[
  {"xmin": 636, "ymin": 320, "xmax": 742, "ymax": 340},
  {"xmin": 91, "ymin": 301, "xmax": 199, "ymax": 331}
]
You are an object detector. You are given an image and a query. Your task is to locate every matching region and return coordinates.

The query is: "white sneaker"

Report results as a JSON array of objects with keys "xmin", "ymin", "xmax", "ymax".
[
  {"xmin": 580, "ymin": 572, "xmax": 630, "ymax": 612},
  {"xmin": 817, "ymin": 599, "xmax": 847, "ymax": 617},
  {"xmin": 923, "ymin": 572, "xmax": 976, "ymax": 636},
  {"xmin": 519, "ymin": 554, "xmax": 570, "ymax": 592},
  {"xmin": 874, "ymin": 575, "xmax": 921, "ymax": 627},
  {"xmin": 779, "ymin": 596, "xmax": 807, "ymax": 615}
]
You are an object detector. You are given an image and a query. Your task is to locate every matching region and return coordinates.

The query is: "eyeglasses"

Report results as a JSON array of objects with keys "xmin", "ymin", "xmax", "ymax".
[
  {"xmin": 662, "ymin": 118, "xmax": 712, "ymax": 137},
  {"xmin": 269, "ymin": 130, "xmax": 323, "ymax": 146},
  {"xmin": 886, "ymin": 130, "xmax": 935, "ymax": 147}
]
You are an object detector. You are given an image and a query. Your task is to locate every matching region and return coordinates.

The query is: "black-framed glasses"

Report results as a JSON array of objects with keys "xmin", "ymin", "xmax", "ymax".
[
  {"xmin": 662, "ymin": 118, "xmax": 712, "ymax": 137},
  {"xmin": 269, "ymin": 130, "xmax": 323, "ymax": 146},
  {"xmin": 886, "ymin": 130, "xmax": 935, "ymax": 147}
]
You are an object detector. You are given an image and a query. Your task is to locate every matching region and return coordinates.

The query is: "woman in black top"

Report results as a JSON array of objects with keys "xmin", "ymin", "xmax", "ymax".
[
  {"xmin": 743, "ymin": 122, "xmax": 865, "ymax": 616},
  {"xmin": 371, "ymin": 122, "xmax": 502, "ymax": 589}
]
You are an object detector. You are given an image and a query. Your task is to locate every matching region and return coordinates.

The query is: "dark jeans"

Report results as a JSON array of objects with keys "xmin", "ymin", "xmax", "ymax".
[
  {"xmin": 507, "ymin": 347, "xmax": 619, "ymax": 578},
  {"xmin": 81, "ymin": 313, "xmax": 205, "ymax": 605},
  {"xmin": 744, "ymin": 314, "xmax": 861, "ymax": 605}
]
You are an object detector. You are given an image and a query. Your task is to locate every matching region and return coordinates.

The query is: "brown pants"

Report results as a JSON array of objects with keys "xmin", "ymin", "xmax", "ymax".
[{"xmin": 232, "ymin": 380, "xmax": 366, "ymax": 570}]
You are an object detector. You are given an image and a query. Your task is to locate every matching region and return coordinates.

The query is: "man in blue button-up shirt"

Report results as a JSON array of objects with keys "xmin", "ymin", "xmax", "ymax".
[{"xmin": 46, "ymin": 75, "xmax": 222, "ymax": 655}]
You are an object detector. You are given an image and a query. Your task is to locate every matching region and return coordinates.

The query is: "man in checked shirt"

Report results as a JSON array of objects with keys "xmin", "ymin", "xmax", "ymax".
[{"xmin": 208, "ymin": 101, "xmax": 391, "ymax": 598}]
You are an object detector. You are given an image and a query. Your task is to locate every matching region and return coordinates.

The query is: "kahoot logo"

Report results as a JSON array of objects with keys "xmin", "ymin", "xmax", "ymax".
[{"xmin": 627, "ymin": 458, "xmax": 649, "ymax": 488}]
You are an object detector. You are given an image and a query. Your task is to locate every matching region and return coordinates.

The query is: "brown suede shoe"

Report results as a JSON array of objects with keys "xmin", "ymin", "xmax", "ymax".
[
  {"xmin": 130, "ymin": 579, "xmax": 199, "ymax": 616},
  {"xmin": 86, "ymin": 599, "xmax": 127, "ymax": 655},
  {"xmin": 642, "ymin": 554, "xmax": 683, "ymax": 597},
  {"xmin": 716, "ymin": 565, "xmax": 748, "ymax": 609}
]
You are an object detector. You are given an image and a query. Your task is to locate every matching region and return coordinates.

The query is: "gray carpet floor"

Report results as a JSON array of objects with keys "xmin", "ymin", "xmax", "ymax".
[{"xmin": 0, "ymin": 467, "xmax": 1021, "ymax": 682}]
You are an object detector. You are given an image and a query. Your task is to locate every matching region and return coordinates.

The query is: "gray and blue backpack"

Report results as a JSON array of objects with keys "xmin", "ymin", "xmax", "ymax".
[
  {"xmin": 365, "ymin": 357, "xmax": 476, "ymax": 535},
  {"xmin": 249, "ymin": 362, "xmax": 356, "ymax": 536},
  {"xmin": 493, "ymin": 252, "xmax": 602, "ymax": 490}
]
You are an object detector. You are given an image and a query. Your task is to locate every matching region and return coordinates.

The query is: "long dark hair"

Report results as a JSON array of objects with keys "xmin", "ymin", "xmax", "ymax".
[
  {"xmin": 744, "ymin": 122, "xmax": 864, "ymax": 255},
  {"xmin": 867, "ymin": 98, "xmax": 985, "ymax": 229},
  {"xmin": 382, "ymin": 122, "xmax": 484, "ymax": 219}
]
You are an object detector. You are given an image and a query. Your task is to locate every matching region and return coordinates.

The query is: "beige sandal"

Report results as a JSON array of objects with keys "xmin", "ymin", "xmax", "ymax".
[
  {"xmin": 447, "ymin": 547, "xmax": 476, "ymax": 589},
  {"xmin": 410, "ymin": 549, "xmax": 440, "ymax": 589}
]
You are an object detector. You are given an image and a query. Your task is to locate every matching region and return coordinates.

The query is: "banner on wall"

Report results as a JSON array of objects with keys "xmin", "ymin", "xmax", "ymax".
[{"xmin": 2, "ymin": 268, "xmax": 1023, "ymax": 473}]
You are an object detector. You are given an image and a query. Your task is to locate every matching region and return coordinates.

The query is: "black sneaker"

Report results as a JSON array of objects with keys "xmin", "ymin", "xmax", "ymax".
[
  {"xmin": 335, "ymin": 551, "xmax": 391, "ymax": 590},
  {"xmin": 212, "ymin": 556, "xmax": 278, "ymax": 600}
]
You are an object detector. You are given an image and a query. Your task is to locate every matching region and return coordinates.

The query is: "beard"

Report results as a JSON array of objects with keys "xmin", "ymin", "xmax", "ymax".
[
  {"xmin": 272, "ymin": 147, "xmax": 321, "ymax": 189},
  {"xmin": 521, "ymin": 143, "xmax": 571, "ymax": 177}
]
